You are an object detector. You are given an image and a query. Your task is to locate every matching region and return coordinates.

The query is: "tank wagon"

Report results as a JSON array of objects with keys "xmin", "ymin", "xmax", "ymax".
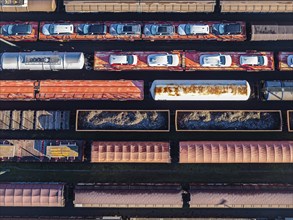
[
  {"xmin": 63, "ymin": 0, "xmax": 216, "ymax": 13},
  {"xmin": 0, "ymin": 182, "xmax": 65, "ymax": 207},
  {"xmin": 0, "ymin": 139, "xmax": 84, "ymax": 162},
  {"xmin": 150, "ymin": 80, "xmax": 251, "ymax": 101},
  {"xmin": 0, "ymin": 0, "xmax": 56, "ymax": 12},
  {"xmin": 261, "ymin": 80, "xmax": 293, "ymax": 101},
  {"xmin": 179, "ymin": 141, "xmax": 293, "ymax": 163},
  {"xmin": 0, "ymin": 52, "xmax": 85, "ymax": 71}
]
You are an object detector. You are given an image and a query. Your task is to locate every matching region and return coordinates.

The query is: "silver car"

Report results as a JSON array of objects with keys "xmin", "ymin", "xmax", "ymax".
[
  {"xmin": 178, "ymin": 24, "xmax": 209, "ymax": 36},
  {"xmin": 109, "ymin": 23, "xmax": 141, "ymax": 36},
  {"xmin": 42, "ymin": 23, "xmax": 74, "ymax": 35},
  {"xmin": 144, "ymin": 24, "xmax": 175, "ymax": 36},
  {"xmin": 147, "ymin": 54, "xmax": 179, "ymax": 67}
]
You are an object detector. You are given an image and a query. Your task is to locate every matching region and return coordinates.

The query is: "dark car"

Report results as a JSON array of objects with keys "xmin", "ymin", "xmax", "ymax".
[
  {"xmin": 0, "ymin": 24, "xmax": 32, "ymax": 36},
  {"xmin": 212, "ymin": 23, "xmax": 242, "ymax": 35},
  {"xmin": 77, "ymin": 24, "xmax": 107, "ymax": 35}
]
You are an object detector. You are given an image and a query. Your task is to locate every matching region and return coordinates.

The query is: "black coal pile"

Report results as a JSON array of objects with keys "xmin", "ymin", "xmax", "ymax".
[
  {"xmin": 177, "ymin": 111, "xmax": 281, "ymax": 131},
  {"xmin": 77, "ymin": 110, "xmax": 169, "ymax": 131}
]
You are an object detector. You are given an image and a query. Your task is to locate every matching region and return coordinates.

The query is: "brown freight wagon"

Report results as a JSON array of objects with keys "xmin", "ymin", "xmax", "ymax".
[
  {"xmin": 251, "ymin": 23, "xmax": 293, "ymax": 41},
  {"xmin": 64, "ymin": 0, "xmax": 216, "ymax": 13},
  {"xmin": 91, "ymin": 141, "xmax": 171, "ymax": 163},
  {"xmin": 189, "ymin": 184, "xmax": 293, "ymax": 208},
  {"xmin": 74, "ymin": 184, "xmax": 182, "ymax": 208},
  {"xmin": 36, "ymin": 80, "xmax": 144, "ymax": 101},
  {"xmin": 0, "ymin": 182, "xmax": 65, "ymax": 207},
  {"xmin": 220, "ymin": 0, "xmax": 293, "ymax": 13},
  {"xmin": 0, "ymin": 0, "xmax": 56, "ymax": 12},
  {"xmin": 179, "ymin": 141, "xmax": 293, "ymax": 163},
  {"xmin": 278, "ymin": 52, "xmax": 293, "ymax": 71}
]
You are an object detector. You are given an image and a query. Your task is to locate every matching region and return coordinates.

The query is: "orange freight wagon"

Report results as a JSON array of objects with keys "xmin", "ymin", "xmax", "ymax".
[
  {"xmin": 36, "ymin": 80, "xmax": 144, "ymax": 101},
  {"xmin": 0, "ymin": 80, "xmax": 36, "ymax": 100}
]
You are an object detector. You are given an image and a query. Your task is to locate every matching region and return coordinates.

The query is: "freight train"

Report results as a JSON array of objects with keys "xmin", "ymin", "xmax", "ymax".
[
  {"xmin": 0, "ymin": 80, "xmax": 292, "ymax": 101},
  {"xmin": 0, "ymin": 183, "xmax": 292, "ymax": 209},
  {"xmin": 1, "ymin": 0, "xmax": 292, "ymax": 13},
  {"xmin": 1, "ymin": 51, "xmax": 292, "ymax": 72},
  {"xmin": 1, "ymin": 139, "xmax": 293, "ymax": 163},
  {"xmin": 0, "ymin": 21, "xmax": 292, "ymax": 42}
]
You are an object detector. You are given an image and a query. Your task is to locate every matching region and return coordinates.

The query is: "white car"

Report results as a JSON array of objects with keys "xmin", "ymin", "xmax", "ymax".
[
  {"xmin": 200, "ymin": 54, "xmax": 232, "ymax": 67},
  {"xmin": 287, "ymin": 55, "xmax": 293, "ymax": 67},
  {"xmin": 178, "ymin": 24, "xmax": 209, "ymax": 36},
  {"xmin": 147, "ymin": 54, "xmax": 179, "ymax": 67},
  {"xmin": 42, "ymin": 24, "xmax": 74, "ymax": 36},
  {"xmin": 109, "ymin": 54, "xmax": 138, "ymax": 65},
  {"xmin": 240, "ymin": 55, "xmax": 268, "ymax": 66}
]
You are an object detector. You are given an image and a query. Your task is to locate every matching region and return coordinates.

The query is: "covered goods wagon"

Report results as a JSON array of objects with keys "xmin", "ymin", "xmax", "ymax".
[
  {"xmin": 189, "ymin": 184, "xmax": 293, "ymax": 208},
  {"xmin": 220, "ymin": 0, "xmax": 293, "ymax": 13},
  {"xmin": 0, "ymin": 80, "xmax": 35, "ymax": 100},
  {"xmin": 0, "ymin": 140, "xmax": 84, "ymax": 162},
  {"xmin": 179, "ymin": 141, "xmax": 293, "ymax": 163},
  {"xmin": 91, "ymin": 142, "xmax": 171, "ymax": 163},
  {"xmin": 251, "ymin": 23, "xmax": 293, "ymax": 41},
  {"xmin": 63, "ymin": 0, "xmax": 216, "ymax": 13},
  {"xmin": 0, "ymin": 182, "xmax": 65, "ymax": 207},
  {"xmin": 150, "ymin": 80, "xmax": 251, "ymax": 101},
  {"xmin": 0, "ymin": 0, "xmax": 56, "ymax": 12},
  {"xmin": 74, "ymin": 184, "xmax": 182, "ymax": 208},
  {"xmin": 0, "ymin": 52, "xmax": 85, "ymax": 70},
  {"xmin": 262, "ymin": 81, "xmax": 293, "ymax": 101}
]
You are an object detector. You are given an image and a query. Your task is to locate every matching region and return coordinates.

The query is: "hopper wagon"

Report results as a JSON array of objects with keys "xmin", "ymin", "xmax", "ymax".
[
  {"xmin": 251, "ymin": 23, "xmax": 293, "ymax": 41},
  {"xmin": 179, "ymin": 141, "xmax": 293, "ymax": 163},
  {"xmin": 0, "ymin": 182, "xmax": 65, "ymax": 207}
]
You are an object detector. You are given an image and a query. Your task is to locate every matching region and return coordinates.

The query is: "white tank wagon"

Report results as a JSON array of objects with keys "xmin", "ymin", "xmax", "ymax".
[
  {"xmin": 150, "ymin": 80, "xmax": 251, "ymax": 101},
  {"xmin": 0, "ymin": 51, "xmax": 84, "ymax": 70},
  {"xmin": 262, "ymin": 81, "xmax": 293, "ymax": 101}
]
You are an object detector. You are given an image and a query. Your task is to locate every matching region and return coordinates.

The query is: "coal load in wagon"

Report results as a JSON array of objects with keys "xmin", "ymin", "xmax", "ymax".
[
  {"xmin": 176, "ymin": 110, "xmax": 282, "ymax": 131},
  {"xmin": 76, "ymin": 110, "xmax": 169, "ymax": 131}
]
